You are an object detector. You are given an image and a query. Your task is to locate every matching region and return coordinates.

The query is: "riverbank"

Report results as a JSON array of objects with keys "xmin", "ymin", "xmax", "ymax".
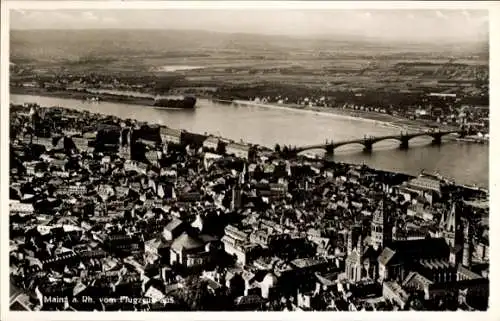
[
  {"xmin": 11, "ymin": 87, "xmax": 479, "ymax": 142},
  {"xmin": 10, "ymin": 86, "xmax": 198, "ymax": 110},
  {"xmin": 14, "ymin": 99, "xmax": 488, "ymax": 194},
  {"xmin": 11, "ymin": 86, "xmax": 153, "ymax": 105},
  {"xmin": 231, "ymin": 99, "xmax": 456, "ymax": 133},
  {"xmin": 229, "ymin": 100, "xmax": 490, "ymax": 146},
  {"xmin": 10, "ymin": 93, "xmax": 489, "ymax": 189},
  {"xmin": 12, "ymin": 87, "xmax": 481, "ymax": 144},
  {"xmin": 13, "ymin": 86, "xmax": 441, "ymax": 132},
  {"xmin": 13, "ymin": 85, "xmax": 464, "ymax": 132}
]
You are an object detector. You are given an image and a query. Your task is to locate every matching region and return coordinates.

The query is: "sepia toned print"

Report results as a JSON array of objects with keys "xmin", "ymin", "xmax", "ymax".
[{"xmin": 7, "ymin": 6, "xmax": 489, "ymax": 312}]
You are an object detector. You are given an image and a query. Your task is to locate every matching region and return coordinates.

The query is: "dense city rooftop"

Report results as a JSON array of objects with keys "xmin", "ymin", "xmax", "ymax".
[{"xmin": 9, "ymin": 102, "xmax": 489, "ymax": 311}]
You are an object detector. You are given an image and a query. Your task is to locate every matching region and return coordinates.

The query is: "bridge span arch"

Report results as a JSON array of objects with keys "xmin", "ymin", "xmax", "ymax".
[
  {"xmin": 406, "ymin": 131, "xmax": 460, "ymax": 141},
  {"xmin": 294, "ymin": 145, "xmax": 329, "ymax": 154},
  {"xmin": 333, "ymin": 141, "xmax": 371, "ymax": 150},
  {"xmin": 295, "ymin": 140, "xmax": 369, "ymax": 154},
  {"xmin": 292, "ymin": 129, "xmax": 464, "ymax": 156},
  {"xmin": 369, "ymin": 136, "xmax": 406, "ymax": 145}
]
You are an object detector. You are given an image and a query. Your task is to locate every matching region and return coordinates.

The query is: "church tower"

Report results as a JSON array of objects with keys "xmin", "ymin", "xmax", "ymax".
[
  {"xmin": 356, "ymin": 237, "xmax": 364, "ymax": 261},
  {"xmin": 231, "ymin": 185, "xmax": 242, "ymax": 211},
  {"xmin": 119, "ymin": 127, "xmax": 132, "ymax": 160},
  {"xmin": 442, "ymin": 201, "xmax": 461, "ymax": 248},
  {"xmin": 462, "ymin": 218, "xmax": 472, "ymax": 268},
  {"xmin": 371, "ymin": 198, "xmax": 392, "ymax": 251},
  {"xmin": 345, "ymin": 232, "xmax": 365, "ymax": 283},
  {"xmin": 29, "ymin": 104, "xmax": 42, "ymax": 139},
  {"xmin": 442, "ymin": 201, "xmax": 464, "ymax": 266},
  {"xmin": 347, "ymin": 225, "xmax": 362, "ymax": 256}
]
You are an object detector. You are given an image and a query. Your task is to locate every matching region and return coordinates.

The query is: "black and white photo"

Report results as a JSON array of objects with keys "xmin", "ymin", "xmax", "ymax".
[{"xmin": 2, "ymin": 2, "xmax": 493, "ymax": 316}]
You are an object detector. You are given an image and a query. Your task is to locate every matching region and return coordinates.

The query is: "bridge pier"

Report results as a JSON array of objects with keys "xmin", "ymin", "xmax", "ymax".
[
  {"xmin": 432, "ymin": 135, "xmax": 442, "ymax": 145},
  {"xmin": 363, "ymin": 142, "xmax": 373, "ymax": 153},
  {"xmin": 325, "ymin": 144, "xmax": 335, "ymax": 157},
  {"xmin": 400, "ymin": 137, "xmax": 409, "ymax": 150}
]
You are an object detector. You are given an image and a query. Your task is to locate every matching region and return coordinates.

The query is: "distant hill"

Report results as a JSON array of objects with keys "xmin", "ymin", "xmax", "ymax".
[{"xmin": 10, "ymin": 29, "xmax": 489, "ymax": 64}]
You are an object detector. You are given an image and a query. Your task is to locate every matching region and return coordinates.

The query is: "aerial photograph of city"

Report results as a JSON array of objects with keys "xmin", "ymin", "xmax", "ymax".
[{"xmin": 5, "ymin": 3, "xmax": 490, "ymax": 314}]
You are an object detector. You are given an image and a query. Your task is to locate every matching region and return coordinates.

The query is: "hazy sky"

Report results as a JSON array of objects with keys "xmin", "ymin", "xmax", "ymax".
[{"xmin": 10, "ymin": 9, "xmax": 488, "ymax": 42}]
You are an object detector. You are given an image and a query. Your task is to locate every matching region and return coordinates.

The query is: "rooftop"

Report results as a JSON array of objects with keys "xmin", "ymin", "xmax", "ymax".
[{"xmin": 171, "ymin": 233, "xmax": 205, "ymax": 252}]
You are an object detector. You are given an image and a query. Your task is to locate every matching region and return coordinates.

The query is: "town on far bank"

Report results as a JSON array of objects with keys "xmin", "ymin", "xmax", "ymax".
[
  {"xmin": 9, "ymin": 102, "xmax": 489, "ymax": 311},
  {"xmin": 10, "ymin": 67, "xmax": 489, "ymax": 139}
]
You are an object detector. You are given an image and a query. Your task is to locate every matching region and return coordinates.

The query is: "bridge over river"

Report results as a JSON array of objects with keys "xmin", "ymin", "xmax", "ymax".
[{"xmin": 291, "ymin": 129, "xmax": 468, "ymax": 155}]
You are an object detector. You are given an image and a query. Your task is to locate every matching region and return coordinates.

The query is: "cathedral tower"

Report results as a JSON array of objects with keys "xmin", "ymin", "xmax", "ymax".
[
  {"xmin": 347, "ymin": 225, "xmax": 362, "ymax": 256},
  {"xmin": 231, "ymin": 185, "xmax": 242, "ymax": 211},
  {"xmin": 119, "ymin": 127, "xmax": 132, "ymax": 160},
  {"xmin": 442, "ymin": 201, "xmax": 465, "ymax": 266},
  {"xmin": 462, "ymin": 218, "xmax": 472, "ymax": 268},
  {"xmin": 442, "ymin": 201, "xmax": 461, "ymax": 248},
  {"xmin": 371, "ymin": 198, "xmax": 392, "ymax": 251}
]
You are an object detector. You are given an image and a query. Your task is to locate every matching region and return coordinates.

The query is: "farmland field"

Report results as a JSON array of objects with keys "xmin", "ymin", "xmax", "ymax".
[{"xmin": 10, "ymin": 29, "xmax": 488, "ymax": 97}]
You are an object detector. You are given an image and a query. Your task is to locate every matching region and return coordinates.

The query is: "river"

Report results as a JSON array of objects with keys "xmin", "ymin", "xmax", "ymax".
[{"xmin": 10, "ymin": 94, "xmax": 489, "ymax": 189}]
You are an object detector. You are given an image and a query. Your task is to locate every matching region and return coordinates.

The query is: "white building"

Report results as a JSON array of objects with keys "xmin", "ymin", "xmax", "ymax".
[
  {"xmin": 124, "ymin": 160, "xmax": 148, "ymax": 175},
  {"xmin": 160, "ymin": 127, "xmax": 182, "ymax": 145},
  {"xmin": 9, "ymin": 201, "xmax": 34, "ymax": 216},
  {"xmin": 203, "ymin": 136, "xmax": 220, "ymax": 151},
  {"xmin": 226, "ymin": 142, "xmax": 251, "ymax": 160}
]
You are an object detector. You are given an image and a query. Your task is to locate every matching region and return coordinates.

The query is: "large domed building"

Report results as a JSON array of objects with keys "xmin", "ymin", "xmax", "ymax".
[{"xmin": 170, "ymin": 232, "xmax": 211, "ymax": 268}]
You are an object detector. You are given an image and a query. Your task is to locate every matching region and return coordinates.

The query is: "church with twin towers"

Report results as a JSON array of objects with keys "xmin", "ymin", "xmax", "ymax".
[{"xmin": 345, "ymin": 196, "xmax": 474, "ymax": 285}]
